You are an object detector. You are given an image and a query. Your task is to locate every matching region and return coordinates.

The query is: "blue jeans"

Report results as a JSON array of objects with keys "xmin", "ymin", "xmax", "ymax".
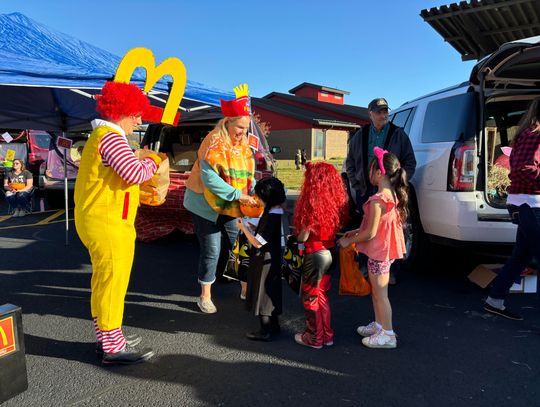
[
  {"xmin": 490, "ymin": 204, "xmax": 540, "ymax": 299},
  {"xmin": 6, "ymin": 191, "xmax": 32, "ymax": 211},
  {"xmin": 191, "ymin": 213, "xmax": 239, "ymax": 285}
]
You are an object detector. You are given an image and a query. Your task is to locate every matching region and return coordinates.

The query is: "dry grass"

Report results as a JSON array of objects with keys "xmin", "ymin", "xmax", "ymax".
[
  {"xmin": 276, "ymin": 158, "xmax": 344, "ymax": 191},
  {"xmin": 487, "ymin": 164, "xmax": 511, "ymax": 197}
]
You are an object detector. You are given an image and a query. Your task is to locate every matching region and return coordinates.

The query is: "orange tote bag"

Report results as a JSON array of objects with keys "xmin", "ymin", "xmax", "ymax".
[{"xmin": 339, "ymin": 245, "xmax": 371, "ymax": 296}]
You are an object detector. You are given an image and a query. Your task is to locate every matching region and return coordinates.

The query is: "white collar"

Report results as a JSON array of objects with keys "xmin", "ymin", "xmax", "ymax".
[
  {"xmin": 269, "ymin": 207, "xmax": 284, "ymax": 215},
  {"xmin": 91, "ymin": 119, "xmax": 126, "ymax": 138}
]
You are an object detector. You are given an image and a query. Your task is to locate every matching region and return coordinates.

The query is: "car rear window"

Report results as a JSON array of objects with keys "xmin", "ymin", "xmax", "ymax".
[
  {"xmin": 421, "ymin": 92, "xmax": 476, "ymax": 143},
  {"xmin": 391, "ymin": 107, "xmax": 416, "ymax": 135},
  {"xmin": 29, "ymin": 131, "xmax": 51, "ymax": 149}
]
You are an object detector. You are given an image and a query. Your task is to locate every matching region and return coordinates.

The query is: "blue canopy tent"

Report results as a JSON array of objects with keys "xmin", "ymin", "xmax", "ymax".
[
  {"xmin": 0, "ymin": 12, "xmax": 235, "ymax": 244},
  {"xmin": 0, "ymin": 12, "xmax": 233, "ymax": 132}
]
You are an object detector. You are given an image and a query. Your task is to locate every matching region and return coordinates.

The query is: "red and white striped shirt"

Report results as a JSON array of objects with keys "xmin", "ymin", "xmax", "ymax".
[{"xmin": 98, "ymin": 131, "xmax": 157, "ymax": 185}]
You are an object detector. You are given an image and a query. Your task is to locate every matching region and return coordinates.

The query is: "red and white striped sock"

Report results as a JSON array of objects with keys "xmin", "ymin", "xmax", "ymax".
[
  {"xmin": 101, "ymin": 328, "xmax": 126, "ymax": 354},
  {"xmin": 93, "ymin": 317, "xmax": 102, "ymax": 342}
]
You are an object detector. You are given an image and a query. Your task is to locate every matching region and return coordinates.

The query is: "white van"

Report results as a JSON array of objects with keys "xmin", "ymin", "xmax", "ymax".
[{"xmin": 389, "ymin": 37, "xmax": 540, "ymax": 266}]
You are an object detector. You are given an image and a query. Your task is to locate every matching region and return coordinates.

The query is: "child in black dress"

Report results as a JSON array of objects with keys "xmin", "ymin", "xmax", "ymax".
[{"xmin": 236, "ymin": 177, "xmax": 286, "ymax": 341}]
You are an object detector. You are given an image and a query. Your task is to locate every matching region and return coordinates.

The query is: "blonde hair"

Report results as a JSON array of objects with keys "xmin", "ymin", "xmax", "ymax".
[{"xmin": 210, "ymin": 116, "xmax": 249, "ymax": 149}]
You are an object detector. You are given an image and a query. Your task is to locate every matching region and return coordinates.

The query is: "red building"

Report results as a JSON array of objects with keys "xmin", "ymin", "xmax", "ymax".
[{"xmin": 252, "ymin": 82, "xmax": 369, "ymax": 160}]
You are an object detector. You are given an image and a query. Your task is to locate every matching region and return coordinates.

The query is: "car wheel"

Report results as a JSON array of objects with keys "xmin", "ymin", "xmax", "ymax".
[{"xmin": 402, "ymin": 193, "xmax": 428, "ymax": 271}]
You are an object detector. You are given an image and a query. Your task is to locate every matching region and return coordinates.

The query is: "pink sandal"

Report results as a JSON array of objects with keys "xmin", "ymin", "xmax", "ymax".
[{"xmin": 294, "ymin": 333, "xmax": 322, "ymax": 349}]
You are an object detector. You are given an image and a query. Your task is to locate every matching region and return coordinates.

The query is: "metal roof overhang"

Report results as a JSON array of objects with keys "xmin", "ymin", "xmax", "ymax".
[{"xmin": 420, "ymin": 0, "xmax": 540, "ymax": 61}]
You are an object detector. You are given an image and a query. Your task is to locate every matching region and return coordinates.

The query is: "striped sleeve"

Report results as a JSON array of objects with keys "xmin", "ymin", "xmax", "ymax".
[{"xmin": 98, "ymin": 132, "xmax": 157, "ymax": 185}]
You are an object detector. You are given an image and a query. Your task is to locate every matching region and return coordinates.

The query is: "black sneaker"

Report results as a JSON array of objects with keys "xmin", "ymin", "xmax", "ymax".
[
  {"xmin": 246, "ymin": 330, "xmax": 272, "ymax": 342},
  {"xmin": 96, "ymin": 333, "xmax": 142, "ymax": 355},
  {"xmin": 102, "ymin": 346, "xmax": 154, "ymax": 365},
  {"xmin": 483, "ymin": 303, "xmax": 523, "ymax": 321}
]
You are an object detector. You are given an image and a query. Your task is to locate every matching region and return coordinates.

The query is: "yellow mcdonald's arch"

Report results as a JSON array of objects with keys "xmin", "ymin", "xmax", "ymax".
[
  {"xmin": 0, "ymin": 326, "xmax": 7, "ymax": 347},
  {"xmin": 114, "ymin": 48, "xmax": 187, "ymax": 125}
]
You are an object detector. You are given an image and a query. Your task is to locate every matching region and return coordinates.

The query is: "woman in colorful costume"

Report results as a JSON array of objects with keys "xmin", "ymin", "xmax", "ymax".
[
  {"xmin": 75, "ymin": 81, "xmax": 160, "ymax": 365},
  {"xmin": 184, "ymin": 84, "xmax": 256, "ymax": 314},
  {"xmin": 293, "ymin": 162, "xmax": 348, "ymax": 348}
]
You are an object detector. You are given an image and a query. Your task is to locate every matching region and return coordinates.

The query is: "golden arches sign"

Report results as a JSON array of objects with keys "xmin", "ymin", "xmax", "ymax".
[
  {"xmin": 114, "ymin": 48, "xmax": 186, "ymax": 125},
  {"xmin": 0, "ymin": 325, "xmax": 7, "ymax": 347},
  {"xmin": 0, "ymin": 316, "xmax": 16, "ymax": 357}
]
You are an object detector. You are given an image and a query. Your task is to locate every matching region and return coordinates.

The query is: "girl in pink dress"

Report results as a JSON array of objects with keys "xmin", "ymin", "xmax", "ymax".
[{"xmin": 338, "ymin": 147, "xmax": 408, "ymax": 349}]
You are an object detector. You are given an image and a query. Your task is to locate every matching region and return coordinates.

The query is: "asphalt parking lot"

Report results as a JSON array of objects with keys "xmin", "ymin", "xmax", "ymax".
[{"xmin": 0, "ymin": 200, "xmax": 539, "ymax": 407}]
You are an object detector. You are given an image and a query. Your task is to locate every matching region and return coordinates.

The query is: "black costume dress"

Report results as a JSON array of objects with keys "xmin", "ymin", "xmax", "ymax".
[{"xmin": 245, "ymin": 208, "xmax": 283, "ymax": 317}]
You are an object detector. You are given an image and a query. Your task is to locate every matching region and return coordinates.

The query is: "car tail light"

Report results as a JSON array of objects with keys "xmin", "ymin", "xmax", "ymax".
[
  {"xmin": 448, "ymin": 143, "xmax": 475, "ymax": 191},
  {"xmin": 255, "ymin": 151, "xmax": 266, "ymax": 171}
]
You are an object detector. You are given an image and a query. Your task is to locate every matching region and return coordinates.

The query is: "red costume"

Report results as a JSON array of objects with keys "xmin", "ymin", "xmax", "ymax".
[{"xmin": 293, "ymin": 162, "xmax": 348, "ymax": 348}]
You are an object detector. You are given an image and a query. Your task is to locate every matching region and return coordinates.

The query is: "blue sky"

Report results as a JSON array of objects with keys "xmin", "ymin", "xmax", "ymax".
[{"xmin": 1, "ymin": 0, "xmax": 477, "ymax": 109}]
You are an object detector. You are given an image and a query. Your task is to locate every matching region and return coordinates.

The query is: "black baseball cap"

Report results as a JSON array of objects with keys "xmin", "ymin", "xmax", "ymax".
[{"xmin": 368, "ymin": 98, "xmax": 389, "ymax": 112}]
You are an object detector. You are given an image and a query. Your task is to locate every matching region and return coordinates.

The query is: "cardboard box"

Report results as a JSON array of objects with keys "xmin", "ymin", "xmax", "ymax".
[
  {"xmin": 468, "ymin": 264, "xmax": 501, "ymax": 288},
  {"xmin": 468, "ymin": 264, "xmax": 537, "ymax": 293}
]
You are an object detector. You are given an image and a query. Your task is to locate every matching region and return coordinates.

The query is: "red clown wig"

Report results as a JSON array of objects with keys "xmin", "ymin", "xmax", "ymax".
[
  {"xmin": 96, "ymin": 81, "xmax": 150, "ymax": 121},
  {"xmin": 293, "ymin": 162, "xmax": 348, "ymax": 237}
]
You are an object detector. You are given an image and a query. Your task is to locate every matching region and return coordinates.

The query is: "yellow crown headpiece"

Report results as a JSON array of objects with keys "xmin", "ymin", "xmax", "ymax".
[
  {"xmin": 234, "ymin": 84, "xmax": 249, "ymax": 98},
  {"xmin": 221, "ymin": 83, "xmax": 250, "ymax": 117}
]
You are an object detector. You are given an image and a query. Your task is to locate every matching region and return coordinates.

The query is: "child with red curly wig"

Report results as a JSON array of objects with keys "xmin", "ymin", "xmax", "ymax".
[{"xmin": 293, "ymin": 162, "xmax": 348, "ymax": 349}]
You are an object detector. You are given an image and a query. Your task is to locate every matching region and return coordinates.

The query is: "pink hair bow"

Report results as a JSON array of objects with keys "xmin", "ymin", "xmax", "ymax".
[{"xmin": 373, "ymin": 147, "xmax": 388, "ymax": 175}]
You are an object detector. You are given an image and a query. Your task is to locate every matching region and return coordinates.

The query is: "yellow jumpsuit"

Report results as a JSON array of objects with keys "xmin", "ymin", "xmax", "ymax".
[{"xmin": 74, "ymin": 125, "xmax": 141, "ymax": 332}]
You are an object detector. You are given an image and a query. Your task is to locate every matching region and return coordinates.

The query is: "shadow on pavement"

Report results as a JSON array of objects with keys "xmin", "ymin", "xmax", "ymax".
[
  {"xmin": 24, "ymin": 334, "xmax": 97, "ymax": 365},
  {"xmin": 105, "ymin": 353, "xmax": 352, "ymax": 406}
]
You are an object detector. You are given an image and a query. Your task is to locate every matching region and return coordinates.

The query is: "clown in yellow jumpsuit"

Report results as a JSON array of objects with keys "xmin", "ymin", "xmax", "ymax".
[{"xmin": 74, "ymin": 81, "xmax": 160, "ymax": 365}]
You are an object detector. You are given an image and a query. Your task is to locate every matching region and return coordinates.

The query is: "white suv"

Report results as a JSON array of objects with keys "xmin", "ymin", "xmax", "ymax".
[{"xmin": 387, "ymin": 37, "xmax": 540, "ymax": 267}]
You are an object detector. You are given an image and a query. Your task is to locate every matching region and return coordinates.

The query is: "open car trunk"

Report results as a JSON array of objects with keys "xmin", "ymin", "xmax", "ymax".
[
  {"xmin": 473, "ymin": 38, "xmax": 540, "ymax": 210},
  {"xmin": 421, "ymin": 2, "xmax": 540, "ymax": 215},
  {"xmin": 143, "ymin": 123, "xmax": 211, "ymax": 173}
]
